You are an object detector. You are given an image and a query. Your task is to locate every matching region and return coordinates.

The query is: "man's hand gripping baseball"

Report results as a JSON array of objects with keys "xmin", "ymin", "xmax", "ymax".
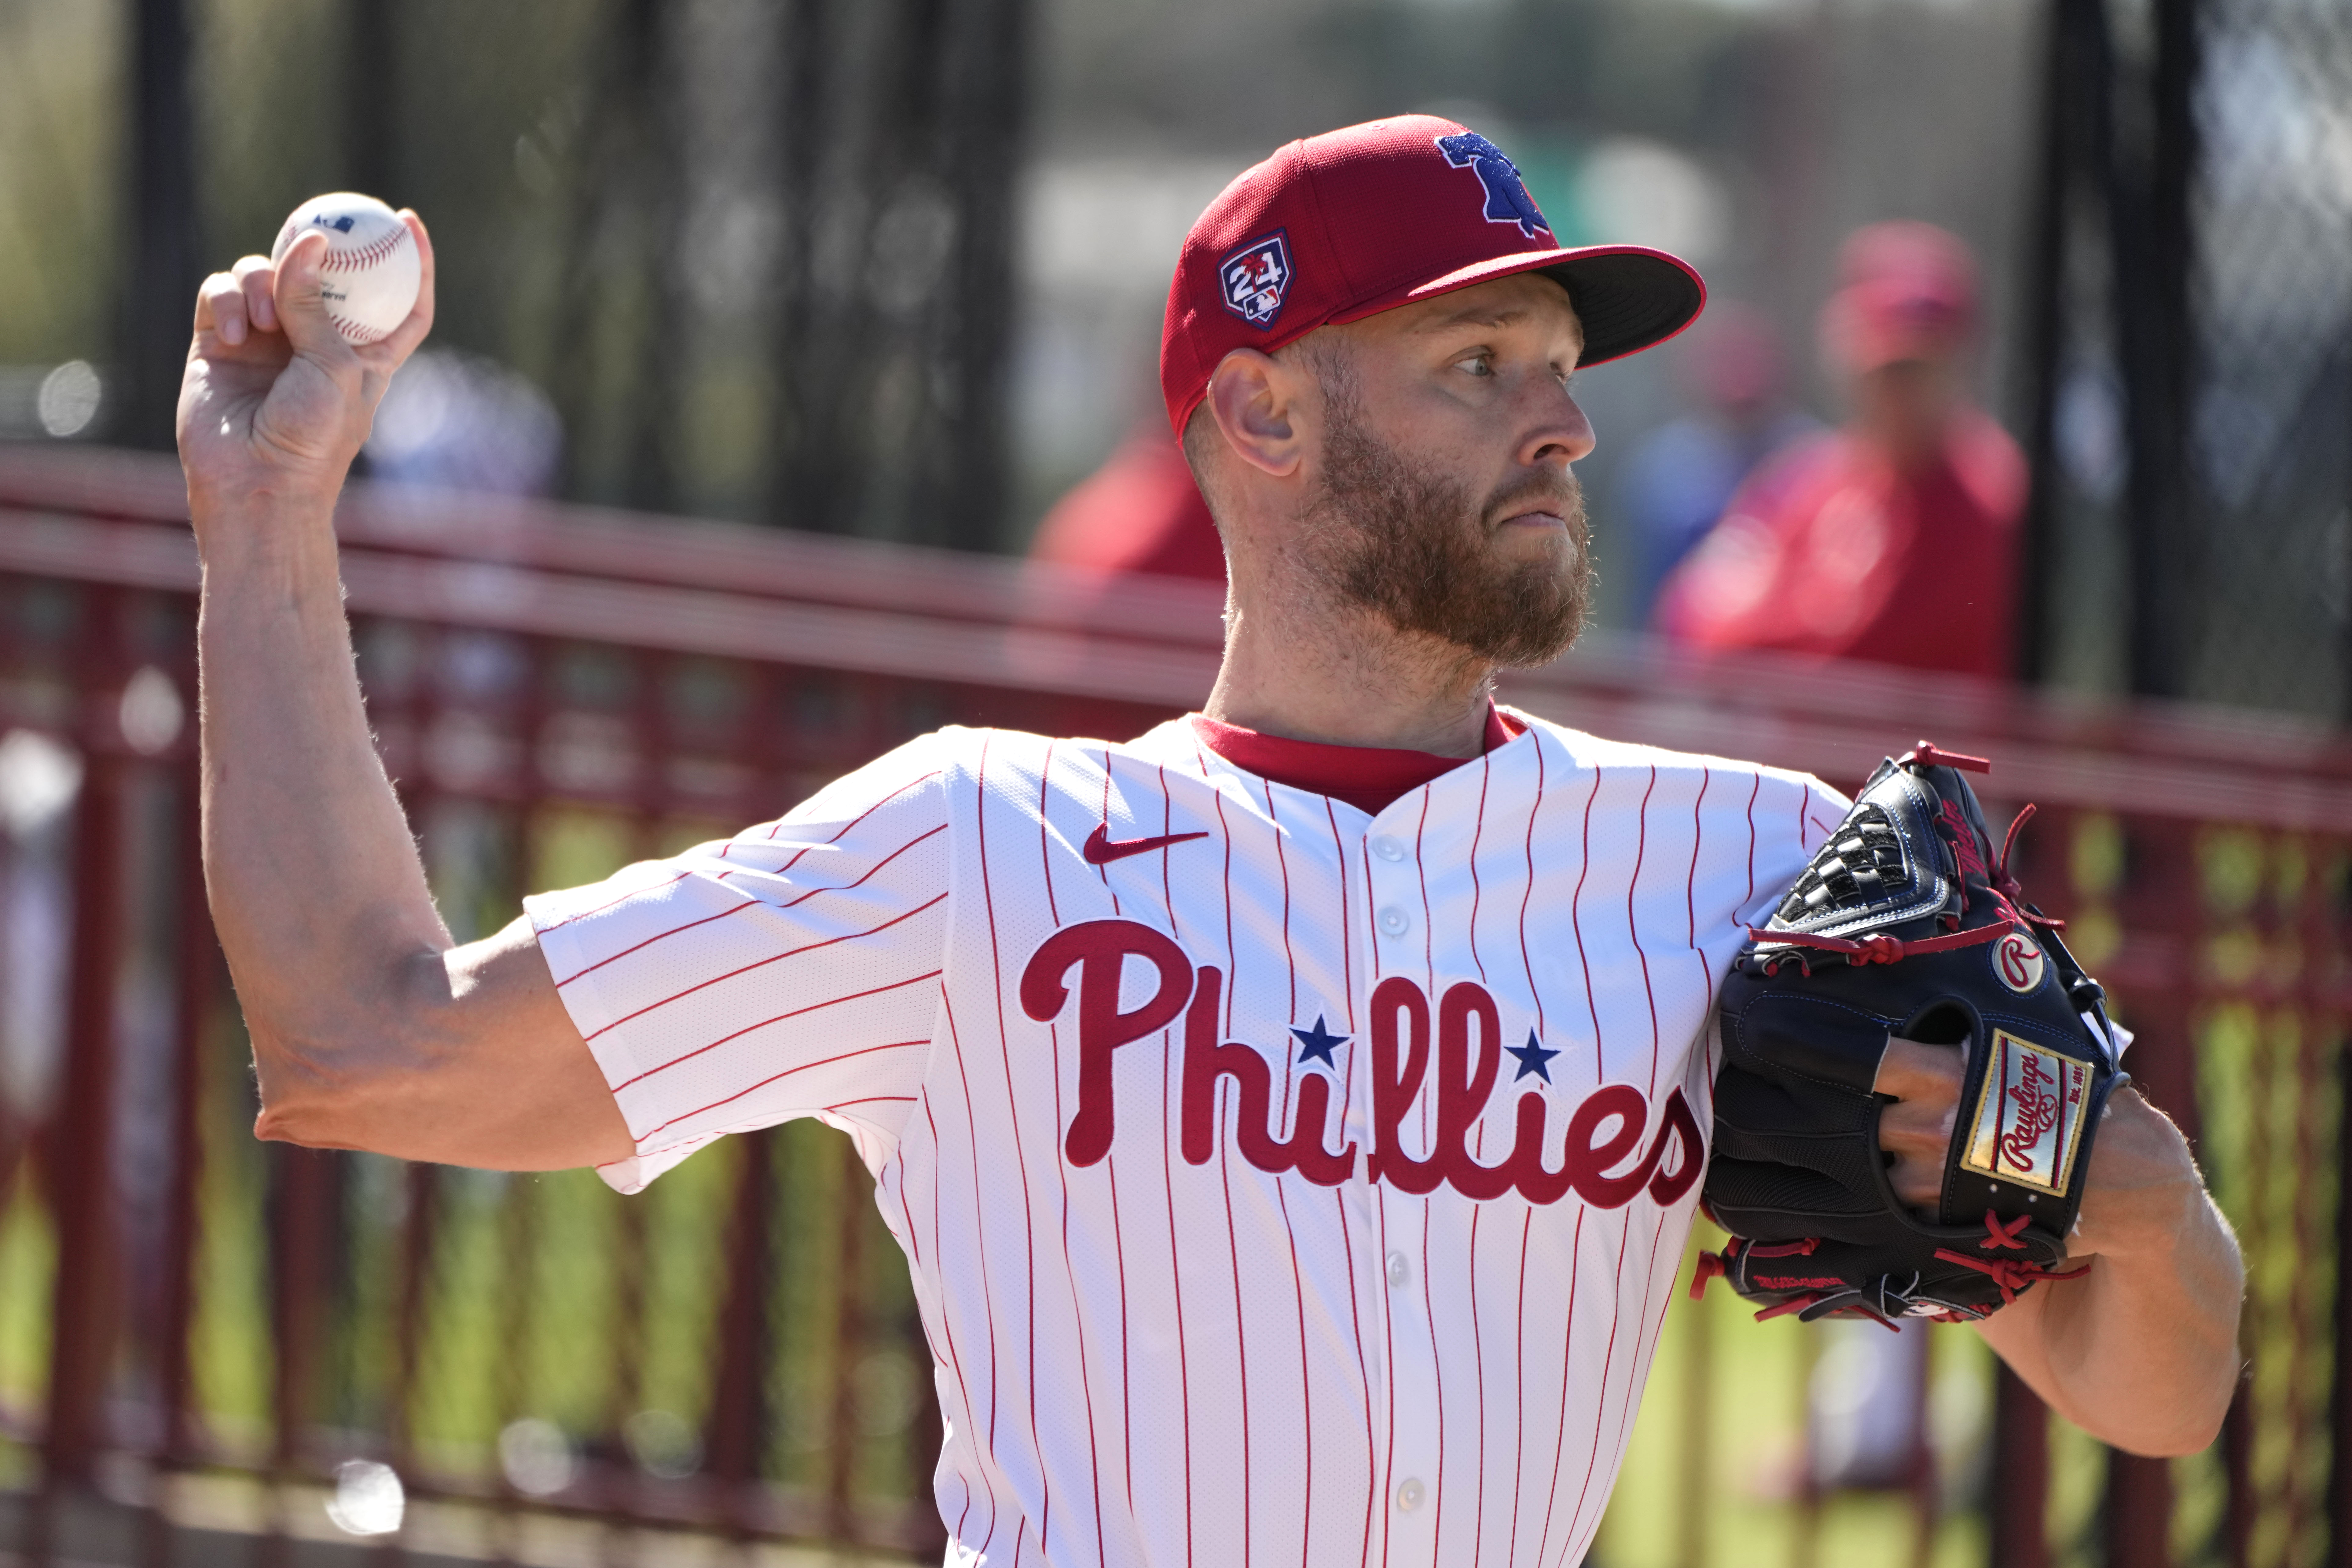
[
  {"xmin": 183, "ymin": 221, "xmax": 430, "ymax": 518},
  {"xmin": 183, "ymin": 219, "xmax": 633, "ymax": 1174}
]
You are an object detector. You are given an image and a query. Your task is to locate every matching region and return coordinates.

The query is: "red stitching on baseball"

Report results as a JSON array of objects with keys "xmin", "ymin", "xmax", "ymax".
[{"xmin": 321, "ymin": 230, "xmax": 407, "ymax": 272}]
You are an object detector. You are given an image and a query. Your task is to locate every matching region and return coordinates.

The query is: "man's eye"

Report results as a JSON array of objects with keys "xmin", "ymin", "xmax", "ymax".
[{"xmin": 1457, "ymin": 353, "xmax": 1495, "ymax": 377}]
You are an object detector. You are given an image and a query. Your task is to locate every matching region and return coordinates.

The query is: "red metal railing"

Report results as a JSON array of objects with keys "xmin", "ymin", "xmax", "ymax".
[{"xmin": 0, "ymin": 444, "xmax": 2345, "ymax": 1568}]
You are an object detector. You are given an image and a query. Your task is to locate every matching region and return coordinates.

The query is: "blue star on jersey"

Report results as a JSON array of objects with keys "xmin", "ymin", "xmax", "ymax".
[
  {"xmin": 1291, "ymin": 1016, "xmax": 1349, "ymax": 1068},
  {"xmin": 1434, "ymin": 132, "xmax": 1553, "ymax": 240},
  {"xmin": 1506, "ymin": 1029, "xmax": 1561, "ymax": 1083}
]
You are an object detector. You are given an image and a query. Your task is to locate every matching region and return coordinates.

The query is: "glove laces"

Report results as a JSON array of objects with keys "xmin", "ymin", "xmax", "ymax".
[
  {"xmin": 1930, "ymin": 1208, "xmax": 2090, "ymax": 1306},
  {"xmin": 1692, "ymin": 1210, "xmax": 2082, "ymax": 1319},
  {"xmin": 1748, "ymin": 918, "xmax": 2023, "ymax": 974}
]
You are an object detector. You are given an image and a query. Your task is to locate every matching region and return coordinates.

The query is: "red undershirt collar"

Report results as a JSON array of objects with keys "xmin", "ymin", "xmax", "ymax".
[{"xmin": 1188, "ymin": 705, "xmax": 1528, "ymax": 818}]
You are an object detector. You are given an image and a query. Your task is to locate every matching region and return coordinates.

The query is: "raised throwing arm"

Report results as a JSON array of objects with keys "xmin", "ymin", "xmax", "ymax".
[{"xmin": 182, "ymin": 219, "xmax": 632, "ymax": 1171}]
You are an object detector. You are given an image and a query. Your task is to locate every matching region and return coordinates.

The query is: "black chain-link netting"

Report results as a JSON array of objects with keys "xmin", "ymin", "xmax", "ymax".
[
  {"xmin": 2186, "ymin": 0, "xmax": 2352, "ymax": 717},
  {"xmin": 2030, "ymin": 0, "xmax": 2352, "ymax": 722}
]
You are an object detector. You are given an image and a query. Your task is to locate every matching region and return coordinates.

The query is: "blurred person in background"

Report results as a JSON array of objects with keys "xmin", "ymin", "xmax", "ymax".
[
  {"xmin": 362, "ymin": 350, "xmax": 563, "ymax": 498},
  {"xmin": 1653, "ymin": 221, "xmax": 2025, "ymax": 676},
  {"xmin": 1611, "ymin": 302, "xmax": 1816, "ymax": 622},
  {"xmin": 1027, "ymin": 416, "xmax": 1227, "ymax": 584}
]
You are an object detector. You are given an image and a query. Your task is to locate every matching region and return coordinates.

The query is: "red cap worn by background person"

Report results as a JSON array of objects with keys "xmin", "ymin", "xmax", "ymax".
[
  {"xmin": 1819, "ymin": 220, "xmax": 1980, "ymax": 373},
  {"xmin": 1159, "ymin": 115, "xmax": 1707, "ymax": 438}
]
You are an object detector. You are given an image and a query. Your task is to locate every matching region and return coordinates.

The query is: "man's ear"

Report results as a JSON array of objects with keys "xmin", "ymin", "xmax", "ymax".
[{"xmin": 1204, "ymin": 347, "xmax": 1310, "ymax": 479}]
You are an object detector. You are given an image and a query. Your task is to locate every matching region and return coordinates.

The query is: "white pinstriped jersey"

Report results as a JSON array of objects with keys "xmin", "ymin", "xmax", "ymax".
[{"xmin": 524, "ymin": 712, "xmax": 1842, "ymax": 1568}]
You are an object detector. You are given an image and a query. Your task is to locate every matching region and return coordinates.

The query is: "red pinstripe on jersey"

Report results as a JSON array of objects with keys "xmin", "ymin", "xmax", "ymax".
[
  {"xmin": 578, "ymin": 895, "xmax": 946, "ymax": 1043},
  {"xmin": 1629, "ymin": 767, "xmax": 1661, "ymax": 1097},
  {"xmin": 556, "ymin": 823, "xmax": 947, "ymax": 988},
  {"xmin": 1569, "ymin": 768, "xmax": 1603, "ymax": 1081},
  {"xmin": 609, "ymin": 970, "xmax": 939, "ymax": 1094},
  {"xmin": 524, "ymin": 716, "xmax": 1839, "ymax": 1568},
  {"xmin": 633, "ymin": 1038, "xmax": 927, "ymax": 1140}
]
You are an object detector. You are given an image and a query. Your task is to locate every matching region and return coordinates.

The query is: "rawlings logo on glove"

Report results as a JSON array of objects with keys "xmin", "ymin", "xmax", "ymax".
[{"xmin": 1693, "ymin": 742, "xmax": 2128, "ymax": 1326}]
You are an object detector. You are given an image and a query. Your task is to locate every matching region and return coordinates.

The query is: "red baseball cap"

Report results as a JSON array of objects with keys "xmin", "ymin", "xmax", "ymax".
[
  {"xmin": 1160, "ymin": 114, "xmax": 1707, "ymax": 437},
  {"xmin": 1820, "ymin": 220, "xmax": 1979, "ymax": 372}
]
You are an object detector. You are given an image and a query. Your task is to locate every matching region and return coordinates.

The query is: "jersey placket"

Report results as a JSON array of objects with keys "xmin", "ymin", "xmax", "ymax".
[{"xmin": 1358, "ymin": 800, "xmax": 1442, "ymax": 1567}]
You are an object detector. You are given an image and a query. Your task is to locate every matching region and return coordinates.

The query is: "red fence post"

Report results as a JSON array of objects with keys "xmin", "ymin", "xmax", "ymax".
[
  {"xmin": 824, "ymin": 1137, "xmax": 869, "ymax": 1544},
  {"xmin": 378, "ymin": 1158, "xmax": 440, "ymax": 1568},
  {"xmin": 2106, "ymin": 1453, "xmax": 2174, "ymax": 1568},
  {"xmin": 2331, "ymin": 1036, "xmax": 2352, "ymax": 1568},
  {"xmin": 41, "ymin": 593, "xmax": 130, "ymax": 1498},
  {"xmin": 2105, "ymin": 815, "xmax": 2215, "ymax": 1568},
  {"xmin": 705, "ymin": 1130, "xmax": 773, "ymax": 1539},
  {"xmin": 264, "ymin": 1143, "xmax": 341, "ymax": 1566},
  {"xmin": 600, "ymin": 1193, "xmax": 650, "ymax": 1561},
  {"xmin": 144, "ymin": 760, "xmax": 216, "ymax": 1568},
  {"xmin": 1991, "ymin": 1364, "xmax": 2049, "ymax": 1568}
]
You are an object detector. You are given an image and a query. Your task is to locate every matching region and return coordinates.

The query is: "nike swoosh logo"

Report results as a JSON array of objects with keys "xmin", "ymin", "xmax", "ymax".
[{"xmin": 1082, "ymin": 825, "xmax": 1210, "ymax": 865}]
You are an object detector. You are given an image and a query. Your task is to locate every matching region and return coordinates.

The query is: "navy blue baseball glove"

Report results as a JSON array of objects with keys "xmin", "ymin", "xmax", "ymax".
[{"xmin": 1695, "ymin": 742, "xmax": 2129, "ymax": 1325}]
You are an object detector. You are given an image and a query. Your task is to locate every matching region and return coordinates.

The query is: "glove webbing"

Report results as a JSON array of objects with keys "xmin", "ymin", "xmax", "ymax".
[{"xmin": 1748, "ymin": 793, "xmax": 2068, "ymax": 977}]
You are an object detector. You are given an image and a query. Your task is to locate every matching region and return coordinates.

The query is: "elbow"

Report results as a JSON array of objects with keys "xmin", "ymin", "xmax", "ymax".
[
  {"xmin": 245, "ymin": 948, "xmax": 449, "ymax": 1153},
  {"xmin": 251, "ymin": 1078, "xmax": 367, "ymax": 1154},
  {"xmin": 248, "ymin": 1017, "xmax": 413, "ymax": 1154},
  {"xmin": 2109, "ymin": 1397, "xmax": 2233, "ymax": 1459},
  {"xmin": 2093, "ymin": 1351, "xmax": 2244, "ymax": 1459},
  {"xmin": 253, "ymin": 1102, "xmax": 368, "ymax": 1152}
]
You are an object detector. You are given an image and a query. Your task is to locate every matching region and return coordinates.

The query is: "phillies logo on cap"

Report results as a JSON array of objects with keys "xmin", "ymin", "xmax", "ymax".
[
  {"xmin": 1435, "ymin": 131, "xmax": 1552, "ymax": 240},
  {"xmin": 1219, "ymin": 231, "xmax": 1293, "ymax": 328}
]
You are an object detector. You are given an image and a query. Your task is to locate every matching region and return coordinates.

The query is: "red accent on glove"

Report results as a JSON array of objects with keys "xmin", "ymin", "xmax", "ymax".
[{"xmin": 1899, "ymin": 741, "xmax": 1992, "ymax": 773}]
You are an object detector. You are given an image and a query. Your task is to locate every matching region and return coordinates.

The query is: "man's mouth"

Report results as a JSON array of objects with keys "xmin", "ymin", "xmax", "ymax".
[{"xmin": 1485, "ymin": 478, "xmax": 1584, "ymax": 535}]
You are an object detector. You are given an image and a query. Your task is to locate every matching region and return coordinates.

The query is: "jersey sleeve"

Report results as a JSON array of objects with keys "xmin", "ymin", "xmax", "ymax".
[{"xmin": 524, "ymin": 732, "xmax": 957, "ymax": 1193}]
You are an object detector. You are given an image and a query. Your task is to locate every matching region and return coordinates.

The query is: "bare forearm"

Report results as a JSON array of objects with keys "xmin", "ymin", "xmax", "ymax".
[
  {"xmin": 180, "ymin": 217, "xmax": 629, "ymax": 1171},
  {"xmin": 198, "ymin": 493, "xmax": 449, "ymax": 1100},
  {"xmin": 1976, "ymin": 1091, "xmax": 2244, "ymax": 1454}
]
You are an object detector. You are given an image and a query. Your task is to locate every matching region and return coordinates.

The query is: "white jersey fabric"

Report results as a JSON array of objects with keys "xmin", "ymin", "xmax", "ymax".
[{"xmin": 525, "ymin": 712, "xmax": 1841, "ymax": 1568}]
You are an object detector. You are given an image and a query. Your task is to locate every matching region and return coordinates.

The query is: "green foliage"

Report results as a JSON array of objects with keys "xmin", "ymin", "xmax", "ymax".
[
  {"xmin": 0, "ymin": 2, "xmax": 124, "ymax": 361},
  {"xmin": 0, "ymin": 1173, "xmax": 58, "ymax": 1424}
]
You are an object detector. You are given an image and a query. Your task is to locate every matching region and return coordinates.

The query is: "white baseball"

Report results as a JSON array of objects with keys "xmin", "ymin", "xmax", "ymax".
[{"xmin": 270, "ymin": 193, "xmax": 420, "ymax": 345}]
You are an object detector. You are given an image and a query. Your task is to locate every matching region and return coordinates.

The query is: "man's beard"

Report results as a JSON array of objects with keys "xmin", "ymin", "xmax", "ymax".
[{"xmin": 1303, "ymin": 389, "xmax": 1593, "ymax": 669}]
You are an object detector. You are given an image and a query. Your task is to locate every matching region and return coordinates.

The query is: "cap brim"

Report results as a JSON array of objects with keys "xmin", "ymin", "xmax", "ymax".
[{"xmin": 1337, "ymin": 244, "xmax": 1707, "ymax": 369}]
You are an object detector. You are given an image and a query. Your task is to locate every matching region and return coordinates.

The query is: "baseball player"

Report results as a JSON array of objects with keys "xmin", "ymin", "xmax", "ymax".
[{"xmin": 184, "ymin": 117, "xmax": 2240, "ymax": 1567}]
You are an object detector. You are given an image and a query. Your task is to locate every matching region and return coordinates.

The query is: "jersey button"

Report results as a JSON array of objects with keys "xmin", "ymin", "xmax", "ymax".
[
  {"xmin": 1372, "ymin": 834, "xmax": 1406, "ymax": 862},
  {"xmin": 1386, "ymin": 1251, "xmax": 1410, "ymax": 1289},
  {"xmin": 1377, "ymin": 906, "xmax": 1410, "ymax": 937},
  {"xmin": 1396, "ymin": 1478, "xmax": 1426, "ymax": 1512}
]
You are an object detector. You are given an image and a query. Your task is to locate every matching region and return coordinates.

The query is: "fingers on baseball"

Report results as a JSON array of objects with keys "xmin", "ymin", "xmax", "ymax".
[
  {"xmin": 233, "ymin": 255, "xmax": 278, "ymax": 335},
  {"xmin": 375, "ymin": 210, "xmax": 438, "ymax": 362},
  {"xmin": 196, "ymin": 269, "xmax": 251, "ymax": 347},
  {"xmin": 270, "ymin": 230, "xmax": 355, "ymax": 361}
]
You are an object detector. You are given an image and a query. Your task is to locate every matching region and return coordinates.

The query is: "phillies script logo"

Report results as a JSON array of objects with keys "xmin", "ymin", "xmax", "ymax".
[{"xmin": 1019, "ymin": 919, "xmax": 1702, "ymax": 1209}]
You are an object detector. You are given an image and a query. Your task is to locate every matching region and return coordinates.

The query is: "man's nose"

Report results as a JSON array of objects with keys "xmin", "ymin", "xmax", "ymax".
[{"xmin": 1518, "ymin": 386, "xmax": 1596, "ymax": 468}]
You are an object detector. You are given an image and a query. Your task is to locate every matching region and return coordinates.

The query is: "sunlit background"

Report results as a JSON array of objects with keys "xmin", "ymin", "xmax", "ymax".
[{"xmin": 2, "ymin": 1, "xmax": 2350, "ymax": 1566}]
